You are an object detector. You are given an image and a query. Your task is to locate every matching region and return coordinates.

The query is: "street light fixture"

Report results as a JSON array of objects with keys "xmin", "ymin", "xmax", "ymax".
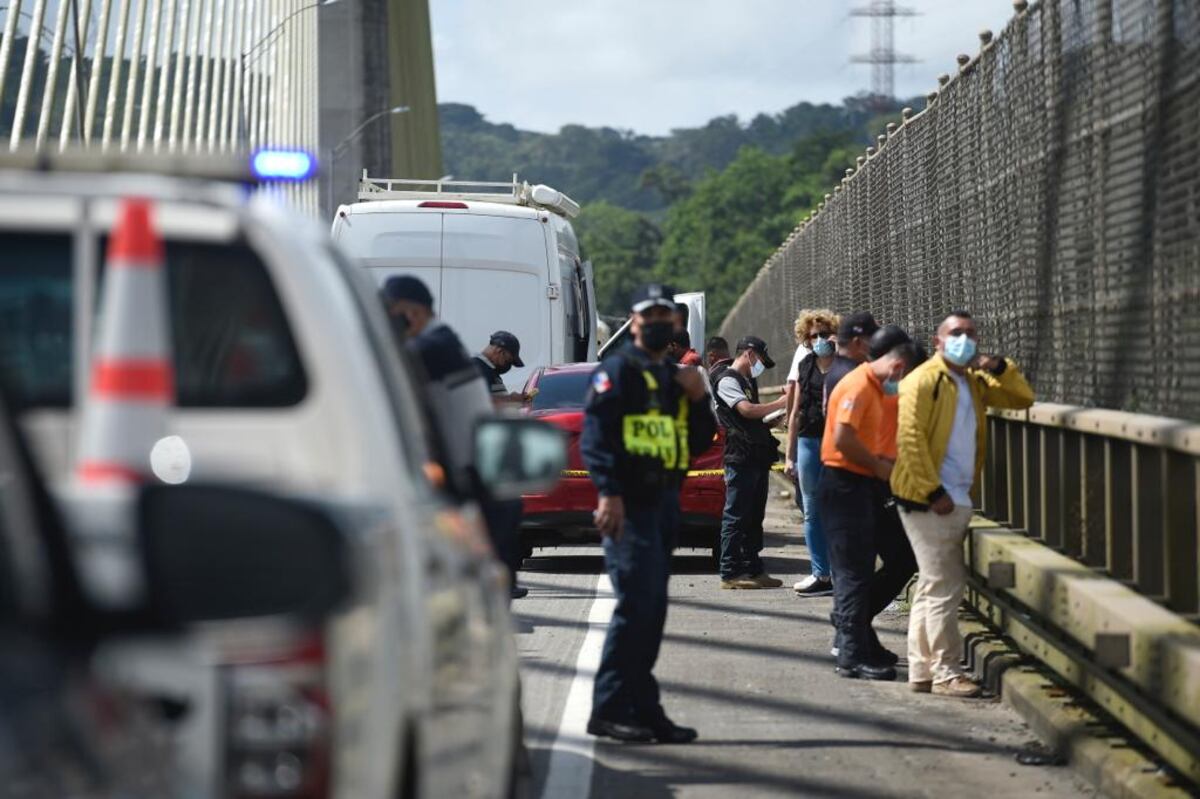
[
  {"xmin": 242, "ymin": 0, "xmax": 340, "ymax": 68},
  {"xmin": 326, "ymin": 105, "xmax": 410, "ymax": 213},
  {"xmin": 236, "ymin": 0, "xmax": 340, "ymax": 144}
]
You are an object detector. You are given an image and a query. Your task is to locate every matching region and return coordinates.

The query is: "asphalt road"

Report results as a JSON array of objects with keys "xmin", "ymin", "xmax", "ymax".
[{"xmin": 512, "ymin": 481, "xmax": 1097, "ymax": 799}]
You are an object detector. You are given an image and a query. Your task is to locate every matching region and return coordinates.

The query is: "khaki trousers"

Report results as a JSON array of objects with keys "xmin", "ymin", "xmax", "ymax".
[{"xmin": 899, "ymin": 505, "xmax": 974, "ymax": 684}]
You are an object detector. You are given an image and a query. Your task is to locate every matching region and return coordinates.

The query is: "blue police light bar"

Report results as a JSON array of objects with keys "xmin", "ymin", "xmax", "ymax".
[{"xmin": 250, "ymin": 149, "xmax": 317, "ymax": 181}]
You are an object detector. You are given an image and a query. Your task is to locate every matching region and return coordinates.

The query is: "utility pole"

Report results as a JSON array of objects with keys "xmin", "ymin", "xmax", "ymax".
[{"xmin": 850, "ymin": 0, "xmax": 919, "ymax": 110}]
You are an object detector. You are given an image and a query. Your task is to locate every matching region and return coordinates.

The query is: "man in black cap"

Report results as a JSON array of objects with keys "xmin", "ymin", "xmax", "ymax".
[
  {"xmin": 381, "ymin": 276, "xmax": 490, "ymax": 474},
  {"xmin": 474, "ymin": 330, "xmax": 526, "ymax": 401},
  {"xmin": 581, "ymin": 282, "xmax": 717, "ymax": 744},
  {"xmin": 710, "ymin": 336, "xmax": 788, "ymax": 590},
  {"xmin": 380, "ymin": 276, "xmax": 529, "ymax": 599},
  {"xmin": 472, "ymin": 330, "xmax": 530, "ymax": 595},
  {"xmin": 824, "ymin": 311, "xmax": 880, "ymax": 407}
]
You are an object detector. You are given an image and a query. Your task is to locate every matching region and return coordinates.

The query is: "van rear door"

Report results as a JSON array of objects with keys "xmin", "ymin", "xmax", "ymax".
[
  {"xmin": 439, "ymin": 214, "xmax": 552, "ymax": 389},
  {"xmin": 581, "ymin": 260, "xmax": 597, "ymax": 362},
  {"xmin": 332, "ymin": 211, "xmax": 443, "ymax": 312}
]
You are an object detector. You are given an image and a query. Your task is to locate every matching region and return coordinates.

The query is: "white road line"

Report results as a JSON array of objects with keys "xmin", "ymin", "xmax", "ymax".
[{"xmin": 539, "ymin": 572, "xmax": 615, "ymax": 799}]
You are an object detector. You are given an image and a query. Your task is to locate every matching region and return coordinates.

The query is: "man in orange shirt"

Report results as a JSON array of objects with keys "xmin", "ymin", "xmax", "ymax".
[{"xmin": 819, "ymin": 324, "xmax": 919, "ymax": 681}]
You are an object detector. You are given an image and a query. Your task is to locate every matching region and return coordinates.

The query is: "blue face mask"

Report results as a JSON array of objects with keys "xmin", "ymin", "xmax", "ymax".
[
  {"xmin": 812, "ymin": 337, "xmax": 835, "ymax": 358},
  {"xmin": 883, "ymin": 379, "xmax": 900, "ymax": 396},
  {"xmin": 943, "ymin": 334, "xmax": 977, "ymax": 367},
  {"xmin": 750, "ymin": 357, "xmax": 766, "ymax": 379}
]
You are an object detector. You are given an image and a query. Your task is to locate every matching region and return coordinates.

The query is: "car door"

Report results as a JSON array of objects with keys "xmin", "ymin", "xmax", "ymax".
[
  {"xmin": 674, "ymin": 291, "xmax": 707, "ymax": 359},
  {"xmin": 327, "ymin": 243, "xmax": 507, "ymax": 798}
]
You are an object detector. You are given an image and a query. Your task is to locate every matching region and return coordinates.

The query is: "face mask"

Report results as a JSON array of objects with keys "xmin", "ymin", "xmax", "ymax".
[
  {"xmin": 641, "ymin": 320, "xmax": 674, "ymax": 352},
  {"xmin": 812, "ymin": 337, "xmax": 835, "ymax": 358},
  {"xmin": 943, "ymin": 334, "xmax": 977, "ymax": 367},
  {"xmin": 883, "ymin": 379, "xmax": 900, "ymax": 396},
  {"xmin": 750, "ymin": 357, "xmax": 766, "ymax": 379},
  {"xmin": 495, "ymin": 360, "xmax": 512, "ymax": 375}
]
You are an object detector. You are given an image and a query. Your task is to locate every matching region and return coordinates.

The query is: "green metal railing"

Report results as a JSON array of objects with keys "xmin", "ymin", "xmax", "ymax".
[
  {"xmin": 980, "ymin": 403, "xmax": 1199, "ymax": 618},
  {"xmin": 970, "ymin": 401, "xmax": 1200, "ymax": 785}
]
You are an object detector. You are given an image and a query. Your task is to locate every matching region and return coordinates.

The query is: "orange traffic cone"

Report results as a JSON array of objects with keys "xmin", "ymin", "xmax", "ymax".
[{"xmin": 76, "ymin": 198, "xmax": 174, "ymax": 485}]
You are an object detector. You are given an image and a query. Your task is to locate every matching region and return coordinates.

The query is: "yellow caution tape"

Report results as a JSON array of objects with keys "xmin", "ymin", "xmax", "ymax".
[{"xmin": 560, "ymin": 468, "xmax": 728, "ymax": 478}]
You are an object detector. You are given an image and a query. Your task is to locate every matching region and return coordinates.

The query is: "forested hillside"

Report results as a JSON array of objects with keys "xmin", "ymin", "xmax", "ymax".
[{"xmin": 439, "ymin": 96, "xmax": 915, "ymax": 324}]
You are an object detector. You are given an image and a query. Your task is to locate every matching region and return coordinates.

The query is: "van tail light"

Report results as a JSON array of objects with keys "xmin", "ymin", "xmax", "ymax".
[
  {"xmin": 418, "ymin": 200, "xmax": 468, "ymax": 209},
  {"xmin": 224, "ymin": 631, "xmax": 331, "ymax": 799}
]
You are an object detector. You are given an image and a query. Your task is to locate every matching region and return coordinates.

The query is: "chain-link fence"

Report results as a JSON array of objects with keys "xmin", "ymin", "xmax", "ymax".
[{"xmin": 722, "ymin": 0, "xmax": 1200, "ymax": 422}]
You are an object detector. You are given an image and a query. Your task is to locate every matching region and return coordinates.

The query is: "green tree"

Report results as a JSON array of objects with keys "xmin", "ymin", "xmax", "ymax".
[
  {"xmin": 653, "ymin": 147, "xmax": 797, "ymax": 326},
  {"xmin": 574, "ymin": 201, "xmax": 663, "ymax": 316},
  {"xmin": 653, "ymin": 133, "xmax": 859, "ymax": 329}
]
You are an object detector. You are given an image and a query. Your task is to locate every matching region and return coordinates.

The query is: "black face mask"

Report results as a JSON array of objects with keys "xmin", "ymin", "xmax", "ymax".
[
  {"xmin": 495, "ymin": 360, "xmax": 513, "ymax": 375},
  {"xmin": 641, "ymin": 321, "xmax": 674, "ymax": 352}
]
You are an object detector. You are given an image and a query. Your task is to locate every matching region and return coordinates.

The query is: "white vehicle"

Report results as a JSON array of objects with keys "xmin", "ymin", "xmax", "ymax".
[
  {"xmin": 0, "ymin": 152, "xmax": 553, "ymax": 799},
  {"xmin": 598, "ymin": 291, "xmax": 707, "ymax": 361},
  {"xmin": 330, "ymin": 174, "xmax": 597, "ymax": 388}
]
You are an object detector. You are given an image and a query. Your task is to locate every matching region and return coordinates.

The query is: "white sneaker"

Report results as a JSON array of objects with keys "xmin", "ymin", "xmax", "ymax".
[{"xmin": 792, "ymin": 575, "xmax": 834, "ymax": 597}]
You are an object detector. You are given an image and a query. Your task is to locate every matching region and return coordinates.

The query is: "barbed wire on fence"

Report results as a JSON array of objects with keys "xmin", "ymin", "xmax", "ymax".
[{"xmin": 721, "ymin": 0, "xmax": 1199, "ymax": 421}]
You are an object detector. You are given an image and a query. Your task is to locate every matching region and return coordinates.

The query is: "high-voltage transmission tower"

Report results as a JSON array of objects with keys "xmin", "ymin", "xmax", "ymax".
[{"xmin": 850, "ymin": 0, "xmax": 919, "ymax": 109}]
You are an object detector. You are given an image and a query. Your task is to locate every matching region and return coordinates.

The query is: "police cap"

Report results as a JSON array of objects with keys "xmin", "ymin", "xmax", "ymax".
[{"xmin": 630, "ymin": 283, "xmax": 678, "ymax": 314}]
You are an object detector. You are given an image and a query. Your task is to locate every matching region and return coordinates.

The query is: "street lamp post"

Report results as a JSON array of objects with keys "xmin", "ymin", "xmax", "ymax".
[{"xmin": 326, "ymin": 105, "xmax": 410, "ymax": 214}]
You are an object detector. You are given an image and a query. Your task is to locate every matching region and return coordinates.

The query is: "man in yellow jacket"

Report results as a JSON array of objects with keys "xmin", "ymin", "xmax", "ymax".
[{"xmin": 891, "ymin": 311, "xmax": 1034, "ymax": 698}]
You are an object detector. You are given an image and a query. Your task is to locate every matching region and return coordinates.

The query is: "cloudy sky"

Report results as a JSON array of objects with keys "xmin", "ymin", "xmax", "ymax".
[{"xmin": 431, "ymin": 1, "xmax": 1015, "ymax": 135}]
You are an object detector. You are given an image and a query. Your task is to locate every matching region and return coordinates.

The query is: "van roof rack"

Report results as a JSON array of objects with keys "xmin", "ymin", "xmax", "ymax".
[{"xmin": 356, "ymin": 171, "xmax": 580, "ymax": 219}]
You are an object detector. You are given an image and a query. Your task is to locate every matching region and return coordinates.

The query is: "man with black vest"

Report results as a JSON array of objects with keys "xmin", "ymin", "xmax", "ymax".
[{"xmin": 711, "ymin": 336, "xmax": 787, "ymax": 589}]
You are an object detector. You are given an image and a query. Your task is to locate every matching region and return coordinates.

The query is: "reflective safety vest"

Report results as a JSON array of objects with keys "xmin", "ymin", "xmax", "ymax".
[{"xmin": 621, "ymin": 368, "xmax": 690, "ymax": 471}]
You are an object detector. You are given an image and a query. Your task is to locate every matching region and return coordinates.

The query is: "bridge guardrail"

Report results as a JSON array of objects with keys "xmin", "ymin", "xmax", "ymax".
[
  {"xmin": 981, "ymin": 402, "xmax": 1199, "ymax": 619},
  {"xmin": 969, "ymin": 401, "xmax": 1200, "ymax": 786},
  {"xmin": 966, "ymin": 520, "xmax": 1200, "ymax": 786}
]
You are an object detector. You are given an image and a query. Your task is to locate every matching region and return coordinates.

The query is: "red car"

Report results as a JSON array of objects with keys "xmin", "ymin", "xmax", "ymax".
[{"xmin": 519, "ymin": 362, "xmax": 725, "ymax": 559}]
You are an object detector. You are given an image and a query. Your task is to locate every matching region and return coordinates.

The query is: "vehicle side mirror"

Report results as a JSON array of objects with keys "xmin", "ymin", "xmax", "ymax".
[
  {"xmin": 474, "ymin": 418, "xmax": 566, "ymax": 500},
  {"xmin": 138, "ymin": 485, "xmax": 352, "ymax": 624}
]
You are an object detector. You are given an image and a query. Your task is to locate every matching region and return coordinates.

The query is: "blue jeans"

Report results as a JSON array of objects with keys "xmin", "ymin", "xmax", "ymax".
[
  {"xmin": 719, "ymin": 461, "xmax": 768, "ymax": 579},
  {"xmin": 591, "ymin": 488, "xmax": 679, "ymax": 726},
  {"xmin": 797, "ymin": 436, "xmax": 830, "ymax": 578}
]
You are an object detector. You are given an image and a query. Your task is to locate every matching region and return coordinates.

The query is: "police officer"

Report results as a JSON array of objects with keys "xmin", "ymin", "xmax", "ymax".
[
  {"xmin": 473, "ymin": 330, "xmax": 525, "ymax": 401},
  {"xmin": 710, "ymin": 336, "xmax": 787, "ymax": 589},
  {"xmin": 582, "ymin": 283, "xmax": 717, "ymax": 744}
]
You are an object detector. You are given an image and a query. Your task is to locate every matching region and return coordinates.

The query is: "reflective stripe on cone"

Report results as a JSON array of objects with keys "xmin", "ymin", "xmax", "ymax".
[{"xmin": 76, "ymin": 198, "xmax": 173, "ymax": 486}]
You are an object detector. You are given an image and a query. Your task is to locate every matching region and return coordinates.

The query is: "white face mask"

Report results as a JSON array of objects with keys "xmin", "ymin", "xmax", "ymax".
[{"xmin": 750, "ymin": 356, "xmax": 766, "ymax": 379}]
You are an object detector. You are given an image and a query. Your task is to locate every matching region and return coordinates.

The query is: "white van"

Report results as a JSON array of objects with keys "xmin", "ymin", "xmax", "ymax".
[
  {"xmin": 331, "ymin": 174, "xmax": 597, "ymax": 388},
  {"xmin": 598, "ymin": 291, "xmax": 707, "ymax": 361}
]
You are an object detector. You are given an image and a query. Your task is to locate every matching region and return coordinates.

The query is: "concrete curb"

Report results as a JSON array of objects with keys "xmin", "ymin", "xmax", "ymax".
[{"xmin": 960, "ymin": 617, "xmax": 1197, "ymax": 799}]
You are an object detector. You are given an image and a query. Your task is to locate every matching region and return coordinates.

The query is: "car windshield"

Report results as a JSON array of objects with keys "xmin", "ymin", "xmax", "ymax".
[{"xmin": 531, "ymin": 370, "xmax": 593, "ymax": 411}]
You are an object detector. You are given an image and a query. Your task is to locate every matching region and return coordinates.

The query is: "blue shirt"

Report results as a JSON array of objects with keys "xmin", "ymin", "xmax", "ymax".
[{"xmin": 938, "ymin": 371, "xmax": 978, "ymax": 507}]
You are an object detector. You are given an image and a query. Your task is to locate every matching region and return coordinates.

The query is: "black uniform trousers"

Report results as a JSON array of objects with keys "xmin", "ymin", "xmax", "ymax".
[
  {"xmin": 591, "ymin": 486, "xmax": 680, "ymax": 726},
  {"xmin": 719, "ymin": 460, "xmax": 769, "ymax": 579},
  {"xmin": 819, "ymin": 466, "xmax": 917, "ymax": 666}
]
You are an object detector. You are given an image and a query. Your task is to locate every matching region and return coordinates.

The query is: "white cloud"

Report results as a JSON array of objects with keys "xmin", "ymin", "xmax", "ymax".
[{"xmin": 431, "ymin": 0, "xmax": 1016, "ymax": 134}]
